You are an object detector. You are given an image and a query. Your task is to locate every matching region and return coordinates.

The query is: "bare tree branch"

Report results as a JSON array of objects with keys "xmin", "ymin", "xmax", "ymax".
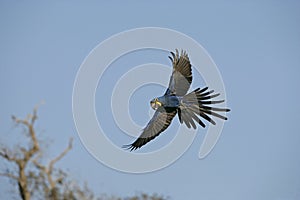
[
  {"xmin": 11, "ymin": 110, "xmax": 40, "ymax": 164},
  {"xmin": 0, "ymin": 104, "xmax": 45, "ymax": 200},
  {"xmin": 47, "ymin": 138, "xmax": 73, "ymax": 190},
  {"xmin": 1, "ymin": 105, "xmax": 84, "ymax": 200},
  {"xmin": 0, "ymin": 148, "xmax": 16, "ymax": 161},
  {"xmin": 1, "ymin": 104, "xmax": 166, "ymax": 200},
  {"xmin": 32, "ymin": 153, "xmax": 45, "ymax": 171},
  {"xmin": 31, "ymin": 137, "xmax": 73, "ymax": 200},
  {"xmin": 48, "ymin": 138, "xmax": 73, "ymax": 175},
  {"xmin": 0, "ymin": 172, "xmax": 18, "ymax": 180}
]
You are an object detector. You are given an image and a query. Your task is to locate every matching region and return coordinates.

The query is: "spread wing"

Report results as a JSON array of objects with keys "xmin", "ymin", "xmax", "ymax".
[
  {"xmin": 123, "ymin": 107, "xmax": 177, "ymax": 151},
  {"xmin": 165, "ymin": 49, "xmax": 193, "ymax": 96}
]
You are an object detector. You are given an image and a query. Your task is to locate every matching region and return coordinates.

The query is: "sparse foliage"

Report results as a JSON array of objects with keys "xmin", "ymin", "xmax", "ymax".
[{"xmin": 0, "ymin": 105, "xmax": 168, "ymax": 200}]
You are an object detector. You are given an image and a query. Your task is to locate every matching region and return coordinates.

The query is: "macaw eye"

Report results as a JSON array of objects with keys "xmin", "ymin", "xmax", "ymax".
[{"xmin": 150, "ymin": 102, "xmax": 158, "ymax": 110}]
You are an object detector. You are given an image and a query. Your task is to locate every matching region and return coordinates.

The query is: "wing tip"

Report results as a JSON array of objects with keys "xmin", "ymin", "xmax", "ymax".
[
  {"xmin": 122, "ymin": 144, "xmax": 138, "ymax": 151},
  {"xmin": 169, "ymin": 49, "xmax": 189, "ymax": 62}
]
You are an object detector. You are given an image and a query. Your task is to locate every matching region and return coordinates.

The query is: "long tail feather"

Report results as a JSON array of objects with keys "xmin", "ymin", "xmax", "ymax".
[{"xmin": 178, "ymin": 87, "xmax": 230, "ymax": 128}]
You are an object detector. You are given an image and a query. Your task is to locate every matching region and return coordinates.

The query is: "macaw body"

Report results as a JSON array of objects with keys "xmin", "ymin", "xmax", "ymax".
[{"xmin": 124, "ymin": 49, "xmax": 230, "ymax": 151}]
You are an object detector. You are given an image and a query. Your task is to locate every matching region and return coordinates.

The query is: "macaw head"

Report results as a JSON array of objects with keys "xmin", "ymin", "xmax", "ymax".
[{"xmin": 150, "ymin": 98, "xmax": 162, "ymax": 110}]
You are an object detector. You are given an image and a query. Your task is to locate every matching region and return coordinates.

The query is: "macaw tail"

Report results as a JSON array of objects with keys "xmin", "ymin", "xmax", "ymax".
[{"xmin": 178, "ymin": 87, "xmax": 230, "ymax": 129}]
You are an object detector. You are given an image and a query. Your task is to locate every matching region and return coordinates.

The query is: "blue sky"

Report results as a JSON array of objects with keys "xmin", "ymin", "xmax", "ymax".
[{"xmin": 1, "ymin": 1, "xmax": 300, "ymax": 199}]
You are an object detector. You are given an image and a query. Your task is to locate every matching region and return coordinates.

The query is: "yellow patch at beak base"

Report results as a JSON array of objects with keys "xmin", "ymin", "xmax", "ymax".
[{"xmin": 155, "ymin": 100, "xmax": 162, "ymax": 106}]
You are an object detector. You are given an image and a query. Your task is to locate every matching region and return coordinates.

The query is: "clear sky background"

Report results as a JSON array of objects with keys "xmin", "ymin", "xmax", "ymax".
[{"xmin": 1, "ymin": 1, "xmax": 300, "ymax": 200}]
